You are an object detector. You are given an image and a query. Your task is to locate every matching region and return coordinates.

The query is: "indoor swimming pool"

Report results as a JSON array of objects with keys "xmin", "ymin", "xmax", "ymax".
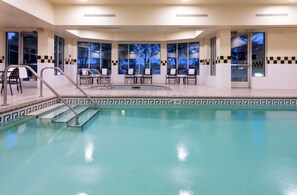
[{"xmin": 0, "ymin": 105, "xmax": 297, "ymax": 195}]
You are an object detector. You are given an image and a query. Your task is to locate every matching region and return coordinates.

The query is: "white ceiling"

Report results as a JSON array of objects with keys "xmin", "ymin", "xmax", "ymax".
[
  {"xmin": 1, "ymin": 0, "xmax": 297, "ymax": 41},
  {"xmin": 47, "ymin": 0, "xmax": 297, "ymax": 5}
]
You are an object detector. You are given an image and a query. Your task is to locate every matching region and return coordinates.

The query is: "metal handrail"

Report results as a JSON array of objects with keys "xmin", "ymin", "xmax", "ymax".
[
  {"xmin": 1, "ymin": 65, "xmax": 79, "ymax": 123},
  {"xmin": 40, "ymin": 67, "xmax": 95, "ymax": 104}
]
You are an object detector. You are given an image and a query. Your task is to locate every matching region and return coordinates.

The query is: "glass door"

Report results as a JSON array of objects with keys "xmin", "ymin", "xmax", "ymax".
[
  {"xmin": 22, "ymin": 32, "xmax": 38, "ymax": 80},
  {"xmin": 231, "ymin": 33, "xmax": 250, "ymax": 88}
]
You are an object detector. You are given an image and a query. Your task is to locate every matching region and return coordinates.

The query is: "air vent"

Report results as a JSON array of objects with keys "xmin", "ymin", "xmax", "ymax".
[
  {"xmin": 84, "ymin": 14, "xmax": 116, "ymax": 17},
  {"xmin": 256, "ymin": 13, "xmax": 288, "ymax": 17},
  {"xmin": 176, "ymin": 14, "xmax": 208, "ymax": 17}
]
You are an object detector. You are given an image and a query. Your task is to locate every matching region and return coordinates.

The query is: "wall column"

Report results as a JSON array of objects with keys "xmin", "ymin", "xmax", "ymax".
[
  {"xmin": 0, "ymin": 29, "xmax": 5, "ymax": 70},
  {"xmin": 199, "ymin": 38, "xmax": 210, "ymax": 85},
  {"xmin": 37, "ymin": 29, "xmax": 55, "ymax": 87},
  {"xmin": 204, "ymin": 30, "xmax": 231, "ymax": 89},
  {"xmin": 64, "ymin": 38, "xmax": 77, "ymax": 82},
  {"xmin": 216, "ymin": 29, "xmax": 231, "ymax": 89}
]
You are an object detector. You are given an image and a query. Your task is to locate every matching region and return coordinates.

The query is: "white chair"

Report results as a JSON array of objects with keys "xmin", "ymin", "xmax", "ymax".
[
  {"xmin": 186, "ymin": 68, "xmax": 197, "ymax": 84},
  {"xmin": 125, "ymin": 68, "xmax": 135, "ymax": 84},
  {"xmin": 142, "ymin": 68, "xmax": 152, "ymax": 84},
  {"xmin": 165, "ymin": 68, "xmax": 177, "ymax": 84},
  {"xmin": 100, "ymin": 68, "xmax": 111, "ymax": 84},
  {"xmin": 78, "ymin": 68, "xmax": 92, "ymax": 85}
]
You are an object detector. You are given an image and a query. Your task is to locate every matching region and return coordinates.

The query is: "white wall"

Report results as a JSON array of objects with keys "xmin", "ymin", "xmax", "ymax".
[
  {"xmin": 251, "ymin": 65, "xmax": 297, "ymax": 89},
  {"xmin": 251, "ymin": 29, "xmax": 297, "ymax": 89},
  {"xmin": 203, "ymin": 30, "xmax": 231, "ymax": 89}
]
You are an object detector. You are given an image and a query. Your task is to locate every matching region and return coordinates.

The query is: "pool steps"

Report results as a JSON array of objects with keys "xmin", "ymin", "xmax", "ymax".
[
  {"xmin": 25, "ymin": 103, "xmax": 64, "ymax": 117},
  {"xmin": 27, "ymin": 104, "xmax": 100, "ymax": 130}
]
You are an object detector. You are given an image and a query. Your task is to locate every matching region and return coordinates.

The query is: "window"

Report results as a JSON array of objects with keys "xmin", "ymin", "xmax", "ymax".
[
  {"xmin": 210, "ymin": 37, "xmax": 216, "ymax": 76},
  {"xmin": 6, "ymin": 31, "xmax": 38, "ymax": 80},
  {"xmin": 54, "ymin": 35, "xmax": 64, "ymax": 75},
  {"xmin": 251, "ymin": 32, "xmax": 265, "ymax": 77},
  {"xmin": 6, "ymin": 32, "xmax": 19, "ymax": 65},
  {"xmin": 118, "ymin": 44, "xmax": 160, "ymax": 74},
  {"xmin": 77, "ymin": 41, "xmax": 112, "ymax": 73},
  {"xmin": 167, "ymin": 42, "xmax": 200, "ymax": 75}
]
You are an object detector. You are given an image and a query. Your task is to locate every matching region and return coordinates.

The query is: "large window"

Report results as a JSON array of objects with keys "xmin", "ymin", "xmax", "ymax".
[
  {"xmin": 167, "ymin": 42, "xmax": 199, "ymax": 75},
  {"xmin": 118, "ymin": 44, "xmax": 160, "ymax": 74},
  {"xmin": 77, "ymin": 41, "xmax": 111, "ymax": 73},
  {"xmin": 6, "ymin": 31, "xmax": 38, "ymax": 80},
  {"xmin": 54, "ymin": 35, "xmax": 64, "ymax": 75},
  {"xmin": 210, "ymin": 37, "xmax": 216, "ymax": 76}
]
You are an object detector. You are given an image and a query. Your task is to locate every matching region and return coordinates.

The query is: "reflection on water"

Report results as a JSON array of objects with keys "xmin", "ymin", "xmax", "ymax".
[
  {"xmin": 179, "ymin": 189, "xmax": 193, "ymax": 195},
  {"xmin": 176, "ymin": 143, "xmax": 189, "ymax": 162},
  {"xmin": 84, "ymin": 137, "xmax": 95, "ymax": 163}
]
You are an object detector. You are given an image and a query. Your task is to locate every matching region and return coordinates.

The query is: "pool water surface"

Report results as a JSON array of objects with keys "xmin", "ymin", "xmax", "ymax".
[{"xmin": 0, "ymin": 105, "xmax": 297, "ymax": 195}]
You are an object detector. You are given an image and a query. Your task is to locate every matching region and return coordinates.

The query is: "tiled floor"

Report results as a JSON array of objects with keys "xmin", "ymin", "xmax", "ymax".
[{"xmin": 1, "ymin": 82, "xmax": 297, "ymax": 112}]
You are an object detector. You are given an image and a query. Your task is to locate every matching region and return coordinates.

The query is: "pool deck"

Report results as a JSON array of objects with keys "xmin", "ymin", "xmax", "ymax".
[{"xmin": 1, "ymin": 83, "xmax": 297, "ymax": 113}]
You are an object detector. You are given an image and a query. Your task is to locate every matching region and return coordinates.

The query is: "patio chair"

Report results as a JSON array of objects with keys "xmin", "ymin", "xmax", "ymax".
[
  {"xmin": 125, "ymin": 68, "xmax": 135, "ymax": 84},
  {"xmin": 89, "ymin": 69, "xmax": 101, "ymax": 84},
  {"xmin": 186, "ymin": 68, "xmax": 197, "ymax": 84},
  {"xmin": 165, "ymin": 68, "xmax": 177, "ymax": 84},
  {"xmin": 142, "ymin": 68, "xmax": 152, "ymax": 84},
  {"xmin": 100, "ymin": 68, "xmax": 111, "ymax": 84},
  {"xmin": 1, "ymin": 67, "xmax": 23, "ymax": 96},
  {"xmin": 78, "ymin": 68, "xmax": 92, "ymax": 85}
]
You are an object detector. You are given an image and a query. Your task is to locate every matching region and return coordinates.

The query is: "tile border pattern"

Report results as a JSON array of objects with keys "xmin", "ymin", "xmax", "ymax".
[
  {"xmin": 37, "ymin": 55, "xmax": 54, "ymax": 63},
  {"xmin": 266, "ymin": 56, "xmax": 297, "ymax": 64},
  {"xmin": 0, "ymin": 99, "xmax": 59, "ymax": 124},
  {"xmin": 1, "ymin": 97, "xmax": 297, "ymax": 124}
]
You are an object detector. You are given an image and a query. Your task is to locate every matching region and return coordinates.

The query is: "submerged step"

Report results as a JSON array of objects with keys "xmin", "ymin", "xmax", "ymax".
[
  {"xmin": 38, "ymin": 105, "xmax": 73, "ymax": 119},
  {"xmin": 26, "ymin": 103, "xmax": 64, "ymax": 117},
  {"xmin": 52, "ymin": 105, "xmax": 90, "ymax": 123},
  {"xmin": 67, "ymin": 108, "xmax": 100, "ymax": 129}
]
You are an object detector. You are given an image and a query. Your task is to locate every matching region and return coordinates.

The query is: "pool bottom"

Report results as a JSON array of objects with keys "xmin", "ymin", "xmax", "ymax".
[{"xmin": 0, "ymin": 106, "xmax": 297, "ymax": 195}]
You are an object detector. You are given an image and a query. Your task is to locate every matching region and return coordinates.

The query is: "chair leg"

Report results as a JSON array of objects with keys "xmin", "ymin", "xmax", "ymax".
[
  {"xmin": 19, "ymin": 80, "xmax": 23, "ymax": 93},
  {"xmin": 9, "ymin": 83, "xmax": 13, "ymax": 96}
]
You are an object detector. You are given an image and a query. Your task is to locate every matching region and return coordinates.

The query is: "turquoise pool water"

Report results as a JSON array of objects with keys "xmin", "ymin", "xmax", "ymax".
[{"xmin": 1, "ymin": 105, "xmax": 297, "ymax": 195}]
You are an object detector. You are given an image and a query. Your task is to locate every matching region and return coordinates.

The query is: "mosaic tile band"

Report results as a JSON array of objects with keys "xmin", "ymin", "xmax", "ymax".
[
  {"xmin": 1, "ymin": 97, "xmax": 297, "ymax": 124},
  {"xmin": 266, "ymin": 56, "xmax": 297, "ymax": 64},
  {"xmin": 37, "ymin": 55, "xmax": 54, "ymax": 63}
]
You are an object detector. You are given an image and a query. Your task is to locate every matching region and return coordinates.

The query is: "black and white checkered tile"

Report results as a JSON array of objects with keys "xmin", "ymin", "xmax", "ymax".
[
  {"xmin": 0, "ymin": 56, "xmax": 4, "ymax": 63},
  {"xmin": 112, "ymin": 60, "xmax": 118, "ymax": 66},
  {"xmin": 65, "ymin": 58, "xmax": 77, "ymax": 65},
  {"xmin": 200, "ymin": 59, "xmax": 210, "ymax": 65},
  {"xmin": 216, "ymin": 56, "xmax": 232, "ymax": 64},
  {"xmin": 1, "ymin": 98, "xmax": 297, "ymax": 125},
  {"xmin": 266, "ymin": 56, "xmax": 297, "ymax": 64},
  {"xmin": 161, "ymin": 61, "xmax": 167, "ymax": 66},
  {"xmin": 37, "ymin": 55, "xmax": 55, "ymax": 63}
]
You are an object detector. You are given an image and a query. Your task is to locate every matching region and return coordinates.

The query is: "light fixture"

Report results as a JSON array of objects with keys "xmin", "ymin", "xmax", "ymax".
[
  {"xmin": 84, "ymin": 14, "xmax": 116, "ymax": 17},
  {"xmin": 176, "ymin": 14, "xmax": 208, "ymax": 17},
  {"xmin": 255, "ymin": 13, "xmax": 288, "ymax": 17}
]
